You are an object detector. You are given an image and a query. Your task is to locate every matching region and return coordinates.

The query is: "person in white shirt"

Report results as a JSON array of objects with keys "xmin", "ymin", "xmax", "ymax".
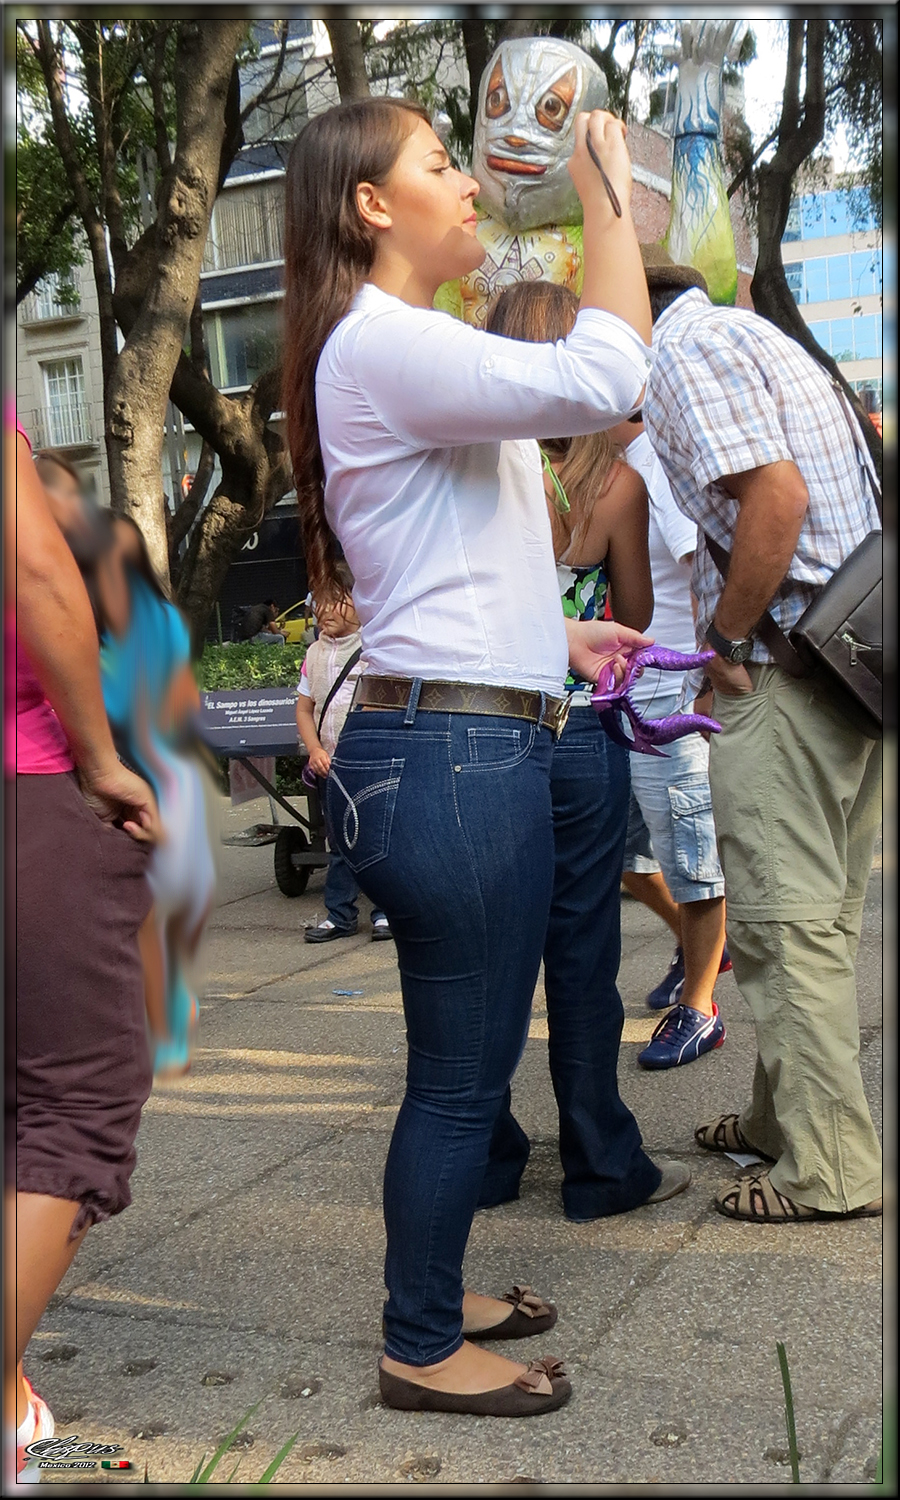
[
  {"xmin": 281, "ymin": 95, "xmax": 652, "ymax": 1418},
  {"xmin": 613, "ymin": 416, "xmax": 732, "ymax": 1071},
  {"xmin": 297, "ymin": 575, "xmax": 393, "ymax": 942}
]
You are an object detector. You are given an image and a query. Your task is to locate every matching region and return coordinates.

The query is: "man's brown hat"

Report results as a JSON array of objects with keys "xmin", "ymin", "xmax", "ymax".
[{"xmin": 639, "ymin": 242, "xmax": 708, "ymax": 296}]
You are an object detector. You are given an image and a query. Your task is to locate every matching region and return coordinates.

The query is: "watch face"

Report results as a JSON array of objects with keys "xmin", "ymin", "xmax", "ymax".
[{"xmin": 731, "ymin": 640, "xmax": 753, "ymax": 663}]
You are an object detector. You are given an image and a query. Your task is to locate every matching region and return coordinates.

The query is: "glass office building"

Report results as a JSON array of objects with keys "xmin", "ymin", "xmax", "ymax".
[{"xmin": 782, "ymin": 185, "xmax": 884, "ymax": 417}]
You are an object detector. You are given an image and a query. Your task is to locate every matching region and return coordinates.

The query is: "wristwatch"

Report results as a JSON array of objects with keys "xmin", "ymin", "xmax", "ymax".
[{"xmin": 706, "ymin": 620, "xmax": 754, "ymax": 664}]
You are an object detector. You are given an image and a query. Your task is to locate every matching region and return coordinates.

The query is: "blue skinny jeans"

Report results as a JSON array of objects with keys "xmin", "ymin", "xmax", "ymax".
[{"xmin": 324, "ymin": 697, "xmax": 554, "ymax": 1366}]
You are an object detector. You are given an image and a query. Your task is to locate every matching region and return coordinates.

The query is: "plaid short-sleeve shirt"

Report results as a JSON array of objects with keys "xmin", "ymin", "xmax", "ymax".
[{"xmin": 643, "ymin": 290, "xmax": 880, "ymax": 662}]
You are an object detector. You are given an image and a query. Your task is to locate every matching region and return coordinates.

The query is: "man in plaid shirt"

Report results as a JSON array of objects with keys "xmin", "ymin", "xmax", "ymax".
[{"xmin": 641, "ymin": 251, "xmax": 882, "ymax": 1225}]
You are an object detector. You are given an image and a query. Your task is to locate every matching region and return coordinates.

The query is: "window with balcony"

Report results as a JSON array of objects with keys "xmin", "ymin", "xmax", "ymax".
[
  {"xmin": 206, "ymin": 302, "xmax": 281, "ymax": 391},
  {"xmin": 39, "ymin": 357, "xmax": 93, "ymax": 448},
  {"xmin": 202, "ymin": 179, "xmax": 286, "ymax": 273},
  {"xmin": 21, "ymin": 272, "xmax": 81, "ymax": 323}
]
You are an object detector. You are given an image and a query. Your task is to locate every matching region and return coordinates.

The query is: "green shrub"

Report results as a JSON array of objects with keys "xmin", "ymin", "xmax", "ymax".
[{"xmin": 195, "ymin": 642, "xmax": 307, "ymax": 692}]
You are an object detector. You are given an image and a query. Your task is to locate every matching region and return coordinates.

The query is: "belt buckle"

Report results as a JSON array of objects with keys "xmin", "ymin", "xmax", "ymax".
[{"xmin": 552, "ymin": 693, "xmax": 573, "ymax": 741}]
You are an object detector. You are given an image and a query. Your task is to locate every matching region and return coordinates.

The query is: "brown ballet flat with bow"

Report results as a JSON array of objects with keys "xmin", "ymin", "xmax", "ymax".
[
  {"xmin": 378, "ymin": 1354, "xmax": 571, "ymax": 1417},
  {"xmin": 466, "ymin": 1284, "xmax": 558, "ymax": 1341}
]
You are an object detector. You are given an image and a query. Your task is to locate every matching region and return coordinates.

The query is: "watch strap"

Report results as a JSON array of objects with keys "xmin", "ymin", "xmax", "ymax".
[{"xmin": 705, "ymin": 619, "xmax": 751, "ymax": 661}]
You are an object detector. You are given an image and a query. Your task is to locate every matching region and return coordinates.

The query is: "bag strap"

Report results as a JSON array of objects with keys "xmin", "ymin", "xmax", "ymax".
[
  {"xmin": 703, "ymin": 531, "xmax": 809, "ymax": 678},
  {"xmin": 316, "ymin": 646, "xmax": 363, "ymax": 737},
  {"xmin": 829, "ymin": 378, "xmax": 883, "ymax": 523}
]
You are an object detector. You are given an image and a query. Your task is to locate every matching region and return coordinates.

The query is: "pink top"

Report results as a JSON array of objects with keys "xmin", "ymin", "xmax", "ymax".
[{"xmin": 6, "ymin": 414, "xmax": 75, "ymax": 775}]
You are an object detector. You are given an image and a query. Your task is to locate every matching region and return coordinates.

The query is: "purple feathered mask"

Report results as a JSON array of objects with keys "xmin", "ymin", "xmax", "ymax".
[{"xmin": 591, "ymin": 646, "xmax": 721, "ymax": 757}]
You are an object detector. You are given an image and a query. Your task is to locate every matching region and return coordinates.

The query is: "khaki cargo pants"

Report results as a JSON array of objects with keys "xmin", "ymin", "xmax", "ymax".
[{"xmin": 709, "ymin": 664, "xmax": 882, "ymax": 1212}]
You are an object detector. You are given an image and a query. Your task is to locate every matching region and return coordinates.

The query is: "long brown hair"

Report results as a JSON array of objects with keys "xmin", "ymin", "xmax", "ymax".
[
  {"xmin": 484, "ymin": 281, "xmax": 620, "ymax": 559},
  {"xmin": 282, "ymin": 98, "xmax": 430, "ymax": 606}
]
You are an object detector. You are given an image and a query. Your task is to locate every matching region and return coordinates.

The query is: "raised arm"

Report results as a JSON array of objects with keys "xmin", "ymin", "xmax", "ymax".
[
  {"xmin": 568, "ymin": 110, "xmax": 652, "ymax": 347},
  {"xmin": 324, "ymin": 298, "xmax": 650, "ymax": 453}
]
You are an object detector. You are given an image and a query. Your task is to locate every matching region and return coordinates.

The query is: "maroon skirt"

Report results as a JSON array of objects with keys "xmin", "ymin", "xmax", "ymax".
[{"xmin": 16, "ymin": 772, "xmax": 153, "ymax": 1235}]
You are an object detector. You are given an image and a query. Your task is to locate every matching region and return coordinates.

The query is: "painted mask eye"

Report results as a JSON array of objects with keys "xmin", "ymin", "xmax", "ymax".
[
  {"xmin": 535, "ymin": 68, "xmax": 578, "ymax": 132},
  {"xmin": 485, "ymin": 62, "xmax": 510, "ymax": 119}
]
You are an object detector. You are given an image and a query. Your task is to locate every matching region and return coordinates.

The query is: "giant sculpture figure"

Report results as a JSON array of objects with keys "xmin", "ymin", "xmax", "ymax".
[
  {"xmin": 434, "ymin": 37, "xmax": 608, "ymax": 326},
  {"xmin": 435, "ymin": 25, "xmax": 745, "ymax": 324},
  {"xmin": 663, "ymin": 20, "xmax": 745, "ymax": 306}
]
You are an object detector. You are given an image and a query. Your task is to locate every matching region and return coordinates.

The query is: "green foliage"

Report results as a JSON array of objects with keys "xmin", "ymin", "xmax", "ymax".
[
  {"xmin": 194, "ymin": 643, "xmax": 307, "ymax": 691},
  {"xmin": 775, "ymin": 1341, "xmax": 801, "ymax": 1484},
  {"xmin": 824, "ymin": 21, "xmax": 883, "ymax": 225},
  {"xmin": 16, "ymin": 20, "xmax": 161, "ymax": 297},
  {"xmin": 181, "ymin": 1400, "xmax": 300, "ymax": 1484}
]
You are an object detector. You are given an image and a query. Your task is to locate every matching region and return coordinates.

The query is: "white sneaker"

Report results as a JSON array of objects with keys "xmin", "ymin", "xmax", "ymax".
[{"xmin": 16, "ymin": 1377, "xmax": 55, "ymax": 1484}]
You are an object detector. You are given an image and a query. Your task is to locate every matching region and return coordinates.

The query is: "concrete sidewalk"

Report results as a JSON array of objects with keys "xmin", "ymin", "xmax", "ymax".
[{"xmin": 35, "ymin": 795, "xmax": 885, "ymax": 1487}]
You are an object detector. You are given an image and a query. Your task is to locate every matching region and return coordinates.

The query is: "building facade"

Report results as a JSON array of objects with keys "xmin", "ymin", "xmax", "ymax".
[
  {"xmin": 781, "ymin": 173, "xmax": 884, "ymax": 418},
  {"xmin": 15, "ymin": 263, "xmax": 109, "ymax": 505}
]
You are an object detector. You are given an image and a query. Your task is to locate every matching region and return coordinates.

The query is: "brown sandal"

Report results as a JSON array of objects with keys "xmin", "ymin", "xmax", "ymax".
[
  {"xmin": 467, "ymin": 1285, "xmax": 558, "ymax": 1342},
  {"xmin": 378, "ymin": 1355, "xmax": 571, "ymax": 1417},
  {"xmin": 716, "ymin": 1170, "xmax": 883, "ymax": 1223},
  {"xmin": 695, "ymin": 1112, "xmax": 774, "ymax": 1159}
]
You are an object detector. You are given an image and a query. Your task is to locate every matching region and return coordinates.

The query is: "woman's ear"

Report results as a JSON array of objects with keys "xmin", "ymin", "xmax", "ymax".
[{"xmin": 357, "ymin": 181, "xmax": 392, "ymax": 231}]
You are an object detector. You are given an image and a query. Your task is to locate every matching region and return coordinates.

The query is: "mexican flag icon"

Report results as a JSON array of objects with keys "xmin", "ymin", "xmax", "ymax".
[{"xmin": 101, "ymin": 1459, "xmax": 131, "ymax": 1469}]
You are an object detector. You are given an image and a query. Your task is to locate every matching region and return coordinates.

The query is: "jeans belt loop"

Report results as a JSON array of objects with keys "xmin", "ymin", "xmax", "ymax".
[
  {"xmin": 403, "ymin": 677, "xmax": 423, "ymax": 726},
  {"xmin": 538, "ymin": 690, "xmax": 547, "ymax": 734}
]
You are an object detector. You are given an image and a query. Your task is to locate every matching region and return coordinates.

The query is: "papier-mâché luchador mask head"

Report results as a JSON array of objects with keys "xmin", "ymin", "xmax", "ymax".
[{"xmin": 472, "ymin": 38, "xmax": 609, "ymax": 232}]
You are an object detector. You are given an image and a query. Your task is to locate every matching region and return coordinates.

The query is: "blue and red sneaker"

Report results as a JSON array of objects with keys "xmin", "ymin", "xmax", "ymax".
[
  {"xmin": 638, "ymin": 1001, "xmax": 726, "ymax": 1070},
  {"xmin": 646, "ymin": 943, "xmax": 732, "ymax": 1011}
]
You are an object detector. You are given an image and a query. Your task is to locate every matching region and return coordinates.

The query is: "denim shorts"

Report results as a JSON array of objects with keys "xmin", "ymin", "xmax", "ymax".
[{"xmin": 622, "ymin": 689, "xmax": 725, "ymax": 903}]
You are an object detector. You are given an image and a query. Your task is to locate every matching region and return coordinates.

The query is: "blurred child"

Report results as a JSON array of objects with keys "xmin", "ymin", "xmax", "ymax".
[
  {"xmin": 98, "ymin": 516, "xmax": 216, "ymax": 1076},
  {"xmin": 296, "ymin": 572, "xmax": 392, "ymax": 943}
]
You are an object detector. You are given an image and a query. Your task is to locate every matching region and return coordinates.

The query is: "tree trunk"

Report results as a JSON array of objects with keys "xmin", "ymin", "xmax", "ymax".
[
  {"xmin": 174, "ymin": 386, "xmax": 290, "ymax": 654},
  {"xmin": 326, "ymin": 21, "xmax": 370, "ymax": 102},
  {"xmin": 103, "ymin": 19, "xmax": 246, "ymax": 586},
  {"xmin": 461, "ymin": 21, "xmax": 492, "ymax": 132}
]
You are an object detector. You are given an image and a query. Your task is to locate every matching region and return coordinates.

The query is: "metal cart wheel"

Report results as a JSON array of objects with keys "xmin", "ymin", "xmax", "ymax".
[{"xmin": 274, "ymin": 826, "xmax": 312, "ymax": 897}]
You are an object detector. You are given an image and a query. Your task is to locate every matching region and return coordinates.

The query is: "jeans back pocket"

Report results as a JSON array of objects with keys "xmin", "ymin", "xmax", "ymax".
[{"xmin": 326, "ymin": 757, "xmax": 405, "ymax": 873}]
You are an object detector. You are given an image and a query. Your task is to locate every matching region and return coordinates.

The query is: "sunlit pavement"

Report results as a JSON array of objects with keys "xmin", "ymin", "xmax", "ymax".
[{"xmin": 35, "ymin": 795, "xmax": 886, "ymax": 1486}]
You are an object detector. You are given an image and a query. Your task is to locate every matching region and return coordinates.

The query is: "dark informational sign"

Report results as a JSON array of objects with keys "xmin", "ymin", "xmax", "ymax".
[{"xmin": 199, "ymin": 688, "xmax": 300, "ymax": 757}]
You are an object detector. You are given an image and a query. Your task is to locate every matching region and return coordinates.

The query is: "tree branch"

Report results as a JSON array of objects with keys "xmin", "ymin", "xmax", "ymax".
[
  {"xmin": 16, "ymin": 198, "xmax": 78, "ymax": 302},
  {"xmin": 34, "ymin": 20, "xmax": 120, "ymax": 390},
  {"xmin": 240, "ymin": 17, "xmax": 289, "ymax": 124}
]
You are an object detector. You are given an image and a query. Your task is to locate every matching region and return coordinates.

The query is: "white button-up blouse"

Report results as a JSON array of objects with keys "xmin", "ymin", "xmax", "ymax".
[{"xmin": 316, "ymin": 283, "xmax": 651, "ymax": 696}]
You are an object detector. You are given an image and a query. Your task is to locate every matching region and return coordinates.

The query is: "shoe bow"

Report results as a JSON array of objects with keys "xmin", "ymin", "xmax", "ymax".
[
  {"xmin": 514, "ymin": 1356, "xmax": 567, "ymax": 1395},
  {"xmin": 502, "ymin": 1284, "xmax": 553, "ymax": 1319}
]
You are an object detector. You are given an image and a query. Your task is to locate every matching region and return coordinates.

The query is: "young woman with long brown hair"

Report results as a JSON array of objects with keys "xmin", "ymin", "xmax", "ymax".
[
  {"xmin": 282, "ymin": 97, "xmax": 652, "ymax": 1418},
  {"xmin": 479, "ymin": 281, "xmax": 691, "ymax": 1220}
]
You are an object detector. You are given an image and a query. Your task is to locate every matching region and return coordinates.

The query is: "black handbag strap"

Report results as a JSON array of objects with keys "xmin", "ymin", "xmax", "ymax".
[
  {"xmin": 316, "ymin": 645, "xmax": 362, "ymax": 736},
  {"xmin": 829, "ymin": 379, "xmax": 883, "ymax": 523}
]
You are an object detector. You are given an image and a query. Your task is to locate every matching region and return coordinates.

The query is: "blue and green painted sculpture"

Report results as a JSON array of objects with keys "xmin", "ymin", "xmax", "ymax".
[
  {"xmin": 435, "ymin": 21, "xmax": 745, "ymax": 322},
  {"xmin": 663, "ymin": 20, "xmax": 744, "ymax": 307}
]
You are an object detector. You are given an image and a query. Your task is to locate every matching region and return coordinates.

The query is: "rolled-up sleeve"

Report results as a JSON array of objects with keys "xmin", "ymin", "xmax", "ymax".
[{"xmin": 338, "ymin": 302, "xmax": 652, "ymax": 450}]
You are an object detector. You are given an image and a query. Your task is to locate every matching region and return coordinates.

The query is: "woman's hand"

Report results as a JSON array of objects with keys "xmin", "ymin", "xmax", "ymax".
[
  {"xmin": 568, "ymin": 110, "xmax": 633, "ymax": 224},
  {"xmin": 308, "ymin": 746, "xmax": 331, "ymax": 777},
  {"xmin": 79, "ymin": 760, "xmax": 162, "ymax": 844},
  {"xmin": 565, "ymin": 618, "xmax": 652, "ymax": 686}
]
